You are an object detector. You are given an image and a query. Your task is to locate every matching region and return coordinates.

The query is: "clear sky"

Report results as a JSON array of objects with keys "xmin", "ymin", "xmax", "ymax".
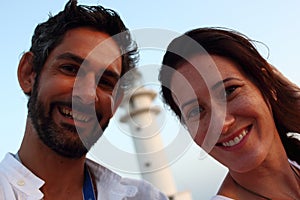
[{"xmin": 1, "ymin": 0, "xmax": 299, "ymax": 199}]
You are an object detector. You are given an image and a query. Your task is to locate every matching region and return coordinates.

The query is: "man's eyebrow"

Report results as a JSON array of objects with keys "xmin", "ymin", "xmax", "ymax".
[
  {"xmin": 57, "ymin": 52, "xmax": 121, "ymax": 80},
  {"xmin": 56, "ymin": 52, "xmax": 86, "ymax": 65},
  {"xmin": 211, "ymin": 77, "xmax": 241, "ymax": 90},
  {"xmin": 101, "ymin": 69, "xmax": 120, "ymax": 80}
]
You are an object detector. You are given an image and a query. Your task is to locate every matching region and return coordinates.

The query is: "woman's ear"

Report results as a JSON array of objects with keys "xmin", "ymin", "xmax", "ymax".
[{"xmin": 17, "ymin": 52, "xmax": 36, "ymax": 95}]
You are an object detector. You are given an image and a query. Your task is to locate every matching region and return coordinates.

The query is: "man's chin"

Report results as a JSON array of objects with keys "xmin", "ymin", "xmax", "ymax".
[
  {"xmin": 51, "ymin": 142, "xmax": 88, "ymax": 159},
  {"xmin": 38, "ymin": 123, "xmax": 91, "ymax": 159}
]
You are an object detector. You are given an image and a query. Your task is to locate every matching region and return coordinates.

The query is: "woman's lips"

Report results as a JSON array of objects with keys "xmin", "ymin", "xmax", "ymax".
[{"xmin": 217, "ymin": 125, "xmax": 252, "ymax": 148}]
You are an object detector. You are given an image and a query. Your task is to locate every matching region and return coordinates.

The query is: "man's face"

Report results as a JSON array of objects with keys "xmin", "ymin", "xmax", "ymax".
[{"xmin": 28, "ymin": 27, "xmax": 122, "ymax": 158}]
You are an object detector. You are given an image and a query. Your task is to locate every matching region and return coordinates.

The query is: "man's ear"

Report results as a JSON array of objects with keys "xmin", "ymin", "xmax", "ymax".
[{"xmin": 17, "ymin": 52, "xmax": 36, "ymax": 95}]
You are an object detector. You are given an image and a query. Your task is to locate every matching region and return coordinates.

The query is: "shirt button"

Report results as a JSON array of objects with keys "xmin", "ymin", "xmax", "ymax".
[
  {"xmin": 17, "ymin": 180, "xmax": 25, "ymax": 186},
  {"xmin": 127, "ymin": 187, "xmax": 137, "ymax": 196}
]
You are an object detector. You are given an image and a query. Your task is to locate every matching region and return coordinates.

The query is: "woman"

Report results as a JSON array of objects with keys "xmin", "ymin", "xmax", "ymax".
[{"xmin": 159, "ymin": 27, "xmax": 300, "ymax": 199}]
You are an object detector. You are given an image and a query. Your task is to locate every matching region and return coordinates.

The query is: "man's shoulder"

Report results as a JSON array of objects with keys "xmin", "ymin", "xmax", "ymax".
[
  {"xmin": 0, "ymin": 153, "xmax": 14, "ymax": 174},
  {"xmin": 0, "ymin": 153, "xmax": 19, "ymax": 199},
  {"xmin": 85, "ymin": 157, "xmax": 122, "ymax": 179},
  {"xmin": 0, "ymin": 171, "xmax": 16, "ymax": 199},
  {"xmin": 121, "ymin": 177, "xmax": 168, "ymax": 200},
  {"xmin": 85, "ymin": 158, "xmax": 168, "ymax": 200}
]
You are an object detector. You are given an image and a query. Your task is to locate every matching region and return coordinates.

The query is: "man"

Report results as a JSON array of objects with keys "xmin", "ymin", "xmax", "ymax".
[{"xmin": 0, "ymin": 1, "xmax": 168, "ymax": 199}]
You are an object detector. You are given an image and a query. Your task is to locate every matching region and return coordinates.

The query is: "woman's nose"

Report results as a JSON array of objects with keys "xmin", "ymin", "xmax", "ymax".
[{"xmin": 221, "ymin": 113, "xmax": 235, "ymax": 135}]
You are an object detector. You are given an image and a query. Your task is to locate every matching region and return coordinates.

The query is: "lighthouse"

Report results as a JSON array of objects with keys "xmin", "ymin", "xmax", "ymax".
[{"xmin": 120, "ymin": 71, "xmax": 192, "ymax": 199}]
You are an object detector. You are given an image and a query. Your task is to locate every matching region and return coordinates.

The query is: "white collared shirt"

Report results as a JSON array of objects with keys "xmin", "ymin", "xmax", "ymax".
[{"xmin": 0, "ymin": 153, "xmax": 168, "ymax": 200}]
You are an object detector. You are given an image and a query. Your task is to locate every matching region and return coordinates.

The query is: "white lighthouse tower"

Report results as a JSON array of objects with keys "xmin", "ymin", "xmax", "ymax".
[{"xmin": 119, "ymin": 71, "xmax": 192, "ymax": 200}]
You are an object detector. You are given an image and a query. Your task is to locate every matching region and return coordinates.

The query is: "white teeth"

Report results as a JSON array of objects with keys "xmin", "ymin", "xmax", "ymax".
[
  {"xmin": 61, "ymin": 107, "xmax": 89, "ymax": 122},
  {"xmin": 222, "ymin": 129, "xmax": 248, "ymax": 147},
  {"xmin": 63, "ymin": 108, "xmax": 70, "ymax": 115}
]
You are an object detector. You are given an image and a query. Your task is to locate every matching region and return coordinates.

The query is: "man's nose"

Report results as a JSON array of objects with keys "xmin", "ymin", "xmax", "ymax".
[{"xmin": 73, "ymin": 73, "xmax": 99, "ymax": 105}]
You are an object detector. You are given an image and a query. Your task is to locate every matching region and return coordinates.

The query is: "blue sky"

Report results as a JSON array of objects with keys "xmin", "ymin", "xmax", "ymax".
[{"xmin": 1, "ymin": 1, "xmax": 299, "ymax": 199}]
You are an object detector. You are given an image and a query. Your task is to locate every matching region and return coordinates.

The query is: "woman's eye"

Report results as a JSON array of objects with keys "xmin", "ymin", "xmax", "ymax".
[
  {"xmin": 186, "ymin": 106, "xmax": 203, "ymax": 120},
  {"xmin": 60, "ymin": 65, "xmax": 78, "ymax": 75},
  {"xmin": 224, "ymin": 85, "xmax": 238, "ymax": 98}
]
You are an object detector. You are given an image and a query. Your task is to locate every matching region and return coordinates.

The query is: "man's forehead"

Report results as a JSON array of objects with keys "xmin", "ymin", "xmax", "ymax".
[
  {"xmin": 61, "ymin": 27, "xmax": 121, "ymax": 57},
  {"xmin": 49, "ymin": 28, "xmax": 122, "ymax": 75}
]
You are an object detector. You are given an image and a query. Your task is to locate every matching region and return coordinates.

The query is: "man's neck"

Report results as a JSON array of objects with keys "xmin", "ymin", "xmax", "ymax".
[{"xmin": 18, "ymin": 118, "xmax": 87, "ymax": 199}]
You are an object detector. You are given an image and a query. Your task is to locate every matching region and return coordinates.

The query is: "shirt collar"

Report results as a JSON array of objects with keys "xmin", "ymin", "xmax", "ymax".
[
  {"xmin": 0, "ymin": 153, "xmax": 44, "ymax": 198},
  {"xmin": 1, "ymin": 153, "xmax": 140, "ymax": 200},
  {"xmin": 85, "ymin": 158, "xmax": 138, "ymax": 199}
]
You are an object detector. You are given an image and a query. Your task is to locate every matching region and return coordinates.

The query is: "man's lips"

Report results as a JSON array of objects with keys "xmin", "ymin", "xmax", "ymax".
[
  {"xmin": 217, "ymin": 125, "xmax": 252, "ymax": 147},
  {"xmin": 58, "ymin": 105, "xmax": 91, "ymax": 123}
]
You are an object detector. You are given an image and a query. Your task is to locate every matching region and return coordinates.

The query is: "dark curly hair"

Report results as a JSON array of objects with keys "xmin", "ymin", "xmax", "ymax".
[
  {"xmin": 27, "ymin": 0, "xmax": 138, "ymax": 96},
  {"xmin": 159, "ymin": 27, "xmax": 300, "ymax": 164}
]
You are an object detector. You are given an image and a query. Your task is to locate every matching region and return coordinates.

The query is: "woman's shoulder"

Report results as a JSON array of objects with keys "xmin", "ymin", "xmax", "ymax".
[
  {"xmin": 210, "ymin": 195, "xmax": 234, "ymax": 200},
  {"xmin": 289, "ymin": 159, "xmax": 300, "ymax": 169},
  {"xmin": 214, "ymin": 173, "xmax": 238, "ymax": 200}
]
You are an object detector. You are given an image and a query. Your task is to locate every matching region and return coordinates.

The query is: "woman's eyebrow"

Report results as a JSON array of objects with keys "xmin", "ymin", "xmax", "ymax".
[
  {"xmin": 180, "ymin": 77, "xmax": 242, "ymax": 110},
  {"xmin": 181, "ymin": 99, "xmax": 198, "ymax": 111},
  {"xmin": 211, "ymin": 77, "xmax": 242, "ymax": 90}
]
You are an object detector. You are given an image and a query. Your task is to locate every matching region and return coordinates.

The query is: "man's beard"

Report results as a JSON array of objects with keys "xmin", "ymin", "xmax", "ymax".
[{"xmin": 27, "ymin": 85, "xmax": 109, "ymax": 158}]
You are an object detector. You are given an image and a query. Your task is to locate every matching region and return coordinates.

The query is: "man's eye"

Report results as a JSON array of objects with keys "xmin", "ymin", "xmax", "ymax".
[
  {"xmin": 186, "ymin": 106, "xmax": 203, "ymax": 120},
  {"xmin": 60, "ymin": 65, "xmax": 79, "ymax": 75},
  {"xmin": 98, "ymin": 77, "xmax": 116, "ymax": 92}
]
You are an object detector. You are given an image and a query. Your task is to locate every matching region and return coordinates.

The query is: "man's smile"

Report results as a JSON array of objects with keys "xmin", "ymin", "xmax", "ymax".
[{"xmin": 59, "ymin": 106, "xmax": 90, "ymax": 122}]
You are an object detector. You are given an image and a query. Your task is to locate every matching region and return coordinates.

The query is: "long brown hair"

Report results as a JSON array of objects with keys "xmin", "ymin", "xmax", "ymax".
[{"xmin": 159, "ymin": 27, "xmax": 300, "ymax": 163}]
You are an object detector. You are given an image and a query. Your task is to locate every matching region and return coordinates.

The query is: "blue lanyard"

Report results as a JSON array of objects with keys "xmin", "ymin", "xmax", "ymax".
[{"xmin": 83, "ymin": 165, "xmax": 96, "ymax": 200}]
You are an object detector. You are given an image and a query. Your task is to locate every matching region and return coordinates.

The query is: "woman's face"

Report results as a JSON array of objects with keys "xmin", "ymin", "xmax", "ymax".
[{"xmin": 170, "ymin": 54, "xmax": 278, "ymax": 172}]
